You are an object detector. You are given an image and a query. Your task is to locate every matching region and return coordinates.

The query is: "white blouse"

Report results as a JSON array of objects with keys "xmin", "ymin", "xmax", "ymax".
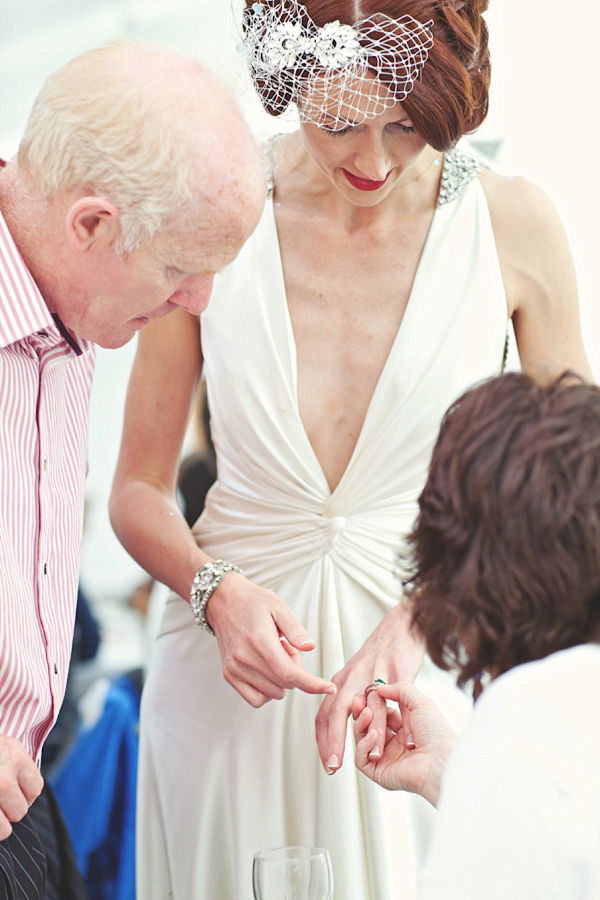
[{"xmin": 419, "ymin": 644, "xmax": 600, "ymax": 899}]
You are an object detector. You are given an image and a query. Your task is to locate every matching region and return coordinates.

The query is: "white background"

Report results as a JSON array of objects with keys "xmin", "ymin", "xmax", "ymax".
[{"xmin": 1, "ymin": 0, "xmax": 599, "ymax": 600}]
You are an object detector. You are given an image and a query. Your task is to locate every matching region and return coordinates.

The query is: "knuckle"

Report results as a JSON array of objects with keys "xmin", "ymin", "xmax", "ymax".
[
  {"xmin": 222, "ymin": 662, "xmax": 238, "ymax": 686},
  {"xmin": 315, "ymin": 709, "xmax": 328, "ymax": 729},
  {"xmin": 327, "ymin": 696, "xmax": 346, "ymax": 716},
  {"xmin": 230, "ymin": 642, "xmax": 250, "ymax": 665},
  {"xmin": 0, "ymin": 775, "xmax": 13, "ymax": 796},
  {"xmin": 255, "ymin": 692, "xmax": 273, "ymax": 708},
  {"xmin": 12, "ymin": 798, "xmax": 28, "ymax": 822},
  {"xmin": 269, "ymin": 658, "xmax": 292, "ymax": 685}
]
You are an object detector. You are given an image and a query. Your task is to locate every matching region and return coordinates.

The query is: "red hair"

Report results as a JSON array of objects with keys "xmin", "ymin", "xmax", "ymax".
[{"xmin": 243, "ymin": 0, "xmax": 490, "ymax": 150}]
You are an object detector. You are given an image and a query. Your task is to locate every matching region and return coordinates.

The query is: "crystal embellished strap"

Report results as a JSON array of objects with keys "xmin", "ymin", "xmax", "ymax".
[
  {"xmin": 261, "ymin": 134, "xmax": 280, "ymax": 193},
  {"xmin": 437, "ymin": 148, "xmax": 481, "ymax": 207}
]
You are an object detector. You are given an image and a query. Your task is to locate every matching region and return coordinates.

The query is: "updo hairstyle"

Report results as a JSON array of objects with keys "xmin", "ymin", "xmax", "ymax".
[{"xmin": 242, "ymin": 0, "xmax": 491, "ymax": 150}]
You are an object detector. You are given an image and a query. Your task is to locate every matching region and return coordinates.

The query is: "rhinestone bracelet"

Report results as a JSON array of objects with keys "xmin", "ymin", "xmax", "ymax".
[{"xmin": 190, "ymin": 560, "xmax": 243, "ymax": 635}]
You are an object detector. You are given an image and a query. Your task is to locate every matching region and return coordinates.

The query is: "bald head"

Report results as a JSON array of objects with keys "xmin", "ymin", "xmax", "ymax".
[{"xmin": 17, "ymin": 41, "xmax": 266, "ymax": 252}]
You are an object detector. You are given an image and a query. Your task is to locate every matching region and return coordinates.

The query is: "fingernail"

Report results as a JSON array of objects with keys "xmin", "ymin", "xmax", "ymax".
[
  {"xmin": 326, "ymin": 754, "xmax": 339, "ymax": 774},
  {"xmin": 326, "ymin": 684, "xmax": 337, "ymax": 695},
  {"xmin": 298, "ymin": 638, "xmax": 313, "ymax": 647},
  {"xmin": 406, "ymin": 734, "xmax": 416, "ymax": 750},
  {"xmin": 369, "ymin": 745, "xmax": 381, "ymax": 759}
]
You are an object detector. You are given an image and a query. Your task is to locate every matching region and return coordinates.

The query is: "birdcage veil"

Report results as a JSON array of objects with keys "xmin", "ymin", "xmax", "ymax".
[{"xmin": 238, "ymin": 0, "xmax": 434, "ymax": 129}]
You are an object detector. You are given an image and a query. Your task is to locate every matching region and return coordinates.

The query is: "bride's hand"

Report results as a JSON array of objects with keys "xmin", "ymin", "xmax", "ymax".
[
  {"xmin": 206, "ymin": 572, "xmax": 336, "ymax": 707},
  {"xmin": 315, "ymin": 604, "xmax": 424, "ymax": 773}
]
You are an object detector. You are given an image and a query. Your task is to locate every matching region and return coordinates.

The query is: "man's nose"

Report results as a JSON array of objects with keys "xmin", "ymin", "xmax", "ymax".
[{"xmin": 174, "ymin": 274, "xmax": 215, "ymax": 315}]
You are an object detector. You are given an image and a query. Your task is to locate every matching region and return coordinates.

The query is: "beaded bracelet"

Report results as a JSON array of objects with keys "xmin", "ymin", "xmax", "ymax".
[{"xmin": 190, "ymin": 560, "xmax": 243, "ymax": 635}]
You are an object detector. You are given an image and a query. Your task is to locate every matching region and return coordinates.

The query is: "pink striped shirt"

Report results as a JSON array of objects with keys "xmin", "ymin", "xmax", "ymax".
[{"xmin": 0, "ymin": 200, "xmax": 96, "ymax": 762}]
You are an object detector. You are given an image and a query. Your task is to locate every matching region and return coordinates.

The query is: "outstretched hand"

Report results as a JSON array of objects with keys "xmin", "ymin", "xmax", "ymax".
[
  {"xmin": 353, "ymin": 681, "xmax": 457, "ymax": 807},
  {"xmin": 315, "ymin": 604, "xmax": 424, "ymax": 775},
  {"xmin": 206, "ymin": 571, "xmax": 336, "ymax": 707},
  {"xmin": 0, "ymin": 735, "xmax": 44, "ymax": 839}
]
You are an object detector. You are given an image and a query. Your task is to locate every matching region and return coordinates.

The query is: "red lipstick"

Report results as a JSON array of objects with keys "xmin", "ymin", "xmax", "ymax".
[{"xmin": 342, "ymin": 169, "xmax": 391, "ymax": 191}]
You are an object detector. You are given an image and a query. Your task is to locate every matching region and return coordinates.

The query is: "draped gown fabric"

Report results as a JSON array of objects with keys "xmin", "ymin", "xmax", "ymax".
[{"xmin": 136, "ymin": 154, "xmax": 508, "ymax": 900}]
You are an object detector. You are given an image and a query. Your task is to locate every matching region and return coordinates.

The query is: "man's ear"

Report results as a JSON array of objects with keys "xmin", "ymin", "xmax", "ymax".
[{"xmin": 65, "ymin": 196, "xmax": 121, "ymax": 251}]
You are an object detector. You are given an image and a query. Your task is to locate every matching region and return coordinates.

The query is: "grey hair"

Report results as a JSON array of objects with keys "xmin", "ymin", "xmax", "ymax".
[{"xmin": 17, "ymin": 43, "xmax": 222, "ymax": 253}]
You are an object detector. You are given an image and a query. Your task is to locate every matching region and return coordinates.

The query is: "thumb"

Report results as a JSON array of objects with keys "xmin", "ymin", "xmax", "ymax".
[
  {"xmin": 379, "ymin": 682, "xmax": 418, "ymax": 750},
  {"xmin": 378, "ymin": 680, "xmax": 421, "ymax": 708},
  {"xmin": 273, "ymin": 607, "xmax": 315, "ymax": 651}
]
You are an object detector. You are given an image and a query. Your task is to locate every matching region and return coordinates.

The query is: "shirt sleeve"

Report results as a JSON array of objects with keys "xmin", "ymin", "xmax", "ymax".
[{"xmin": 418, "ymin": 750, "xmax": 591, "ymax": 900}]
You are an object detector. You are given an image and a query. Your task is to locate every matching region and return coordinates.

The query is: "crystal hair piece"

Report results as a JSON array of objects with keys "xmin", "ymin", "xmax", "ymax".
[{"xmin": 242, "ymin": 0, "xmax": 434, "ymax": 129}]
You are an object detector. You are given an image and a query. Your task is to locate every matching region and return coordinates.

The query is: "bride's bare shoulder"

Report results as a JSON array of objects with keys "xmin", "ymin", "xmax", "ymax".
[
  {"xmin": 478, "ymin": 167, "xmax": 565, "ymax": 241},
  {"xmin": 478, "ymin": 167, "xmax": 574, "ymax": 280}
]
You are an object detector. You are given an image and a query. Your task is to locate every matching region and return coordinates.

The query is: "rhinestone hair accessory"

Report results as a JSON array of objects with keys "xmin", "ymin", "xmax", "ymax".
[{"xmin": 242, "ymin": 0, "xmax": 434, "ymax": 129}]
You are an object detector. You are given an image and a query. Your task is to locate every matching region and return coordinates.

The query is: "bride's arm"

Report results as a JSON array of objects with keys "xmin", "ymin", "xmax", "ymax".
[
  {"xmin": 480, "ymin": 170, "xmax": 594, "ymax": 383},
  {"xmin": 110, "ymin": 308, "xmax": 205, "ymax": 598},
  {"xmin": 110, "ymin": 310, "xmax": 335, "ymax": 706}
]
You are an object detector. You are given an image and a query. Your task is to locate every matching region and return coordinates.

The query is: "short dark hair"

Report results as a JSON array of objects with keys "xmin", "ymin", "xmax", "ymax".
[{"xmin": 405, "ymin": 372, "xmax": 600, "ymax": 687}]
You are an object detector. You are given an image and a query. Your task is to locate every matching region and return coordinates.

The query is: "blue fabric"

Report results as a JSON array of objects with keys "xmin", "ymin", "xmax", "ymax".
[{"xmin": 50, "ymin": 673, "xmax": 141, "ymax": 900}]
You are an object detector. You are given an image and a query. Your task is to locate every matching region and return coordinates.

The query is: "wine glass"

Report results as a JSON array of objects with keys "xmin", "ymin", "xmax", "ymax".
[{"xmin": 252, "ymin": 846, "xmax": 334, "ymax": 899}]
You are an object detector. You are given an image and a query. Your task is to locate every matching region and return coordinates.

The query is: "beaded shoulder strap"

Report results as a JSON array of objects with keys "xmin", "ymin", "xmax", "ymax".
[
  {"xmin": 437, "ymin": 147, "xmax": 481, "ymax": 207},
  {"xmin": 261, "ymin": 134, "xmax": 280, "ymax": 194}
]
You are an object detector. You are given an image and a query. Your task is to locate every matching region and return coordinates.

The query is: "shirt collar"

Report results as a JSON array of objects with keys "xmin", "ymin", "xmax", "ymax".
[
  {"xmin": 52, "ymin": 313, "xmax": 85, "ymax": 356},
  {"xmin": 0, "ymin": 193, "xmax": 92, "ymax": 356},
  {"xmin": 0, "ymin": 209, "xmax": 55, "ymax": 348}
]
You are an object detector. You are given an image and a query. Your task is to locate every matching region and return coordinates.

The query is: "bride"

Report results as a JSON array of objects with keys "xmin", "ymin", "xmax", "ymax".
[{"xmin": 110, "ymin": 1, "xmax": 593, "ymax": 897}]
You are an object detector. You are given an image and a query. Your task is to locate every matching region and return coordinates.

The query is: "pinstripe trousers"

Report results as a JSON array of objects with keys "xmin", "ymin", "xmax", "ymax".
[
  {"xmin": 0, "ymin": 782, "xmax": 88, "ymax": 900},
  {"xmin": 0, "ymin": 815, "xmax": 45, "ymax": 900}
]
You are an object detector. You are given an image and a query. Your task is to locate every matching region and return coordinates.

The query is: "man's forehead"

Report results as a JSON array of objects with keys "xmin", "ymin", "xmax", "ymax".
[
  {"xmin": 151, "ymin": 162, "xmax": 264, "ymax": 272},
  {"xmin": 161, "ymin": 222, "xmax": 244, "ymax": 273}
]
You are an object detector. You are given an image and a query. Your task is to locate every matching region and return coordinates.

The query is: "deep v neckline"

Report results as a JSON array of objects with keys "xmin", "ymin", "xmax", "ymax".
[{"xmin": 267, "ymin": 193, "xmax": 444, "ymax": 496}]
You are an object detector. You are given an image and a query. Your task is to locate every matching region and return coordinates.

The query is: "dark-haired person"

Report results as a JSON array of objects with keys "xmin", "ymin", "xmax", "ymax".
[
  {"xmin": 354, "ymin": 372, "xmax": 600, "ymax": 898},
  {"xmin": 109, "ymin": 1, "xmax": 593, "ymax": 897}
]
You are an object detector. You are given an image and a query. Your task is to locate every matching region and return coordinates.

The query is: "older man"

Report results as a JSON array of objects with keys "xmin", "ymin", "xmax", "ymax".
[{"xmin": 0, "ymin": 41, "xmax": 265, "ymax": 898}]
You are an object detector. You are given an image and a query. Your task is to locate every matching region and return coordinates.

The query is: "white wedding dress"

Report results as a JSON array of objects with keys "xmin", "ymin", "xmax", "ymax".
[{"xmin": 136, "ymin": 150, "xmax": 508, "ymax": 900}]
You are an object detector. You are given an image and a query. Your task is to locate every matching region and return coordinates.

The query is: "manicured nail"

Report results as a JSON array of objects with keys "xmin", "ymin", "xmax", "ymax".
[
  {"xmin": 406, "ymin": 733, "xmax": 416, "ymax": 750},
  {"xmin": 326, "ymin": 684, "xmax": 337, "ymax": 695},
  {"xmin": 298, "ymin": 637, "xmax": 313, "ymax": 647},
  {"xmin": 326, "ymin": 754, "xmax": 339, "ymax": 774},
  {"xmin": 369, "ymin": 745, "xmax": 381, "ymax": 759}
]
